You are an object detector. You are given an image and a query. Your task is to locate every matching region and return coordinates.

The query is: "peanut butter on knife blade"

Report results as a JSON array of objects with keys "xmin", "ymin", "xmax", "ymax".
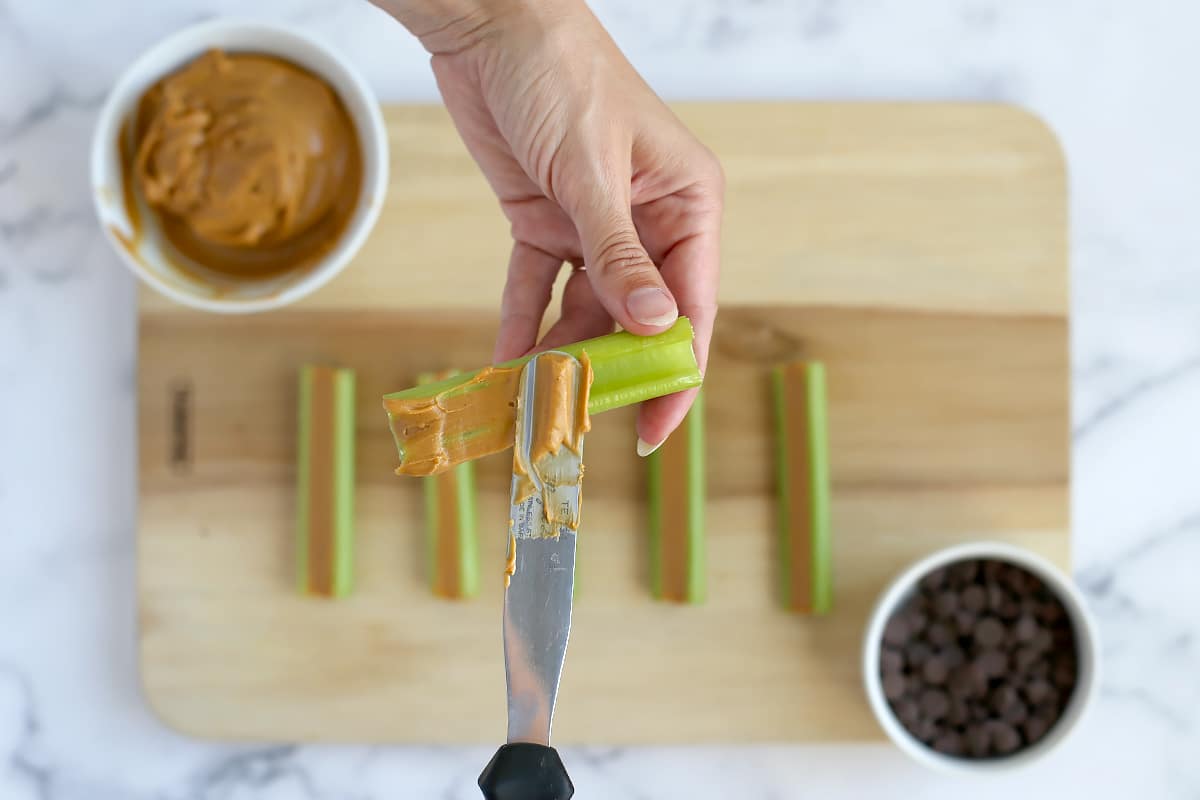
[{"xmin": 511, "ymin": 352, "xmax": 592, "ymax": 526}]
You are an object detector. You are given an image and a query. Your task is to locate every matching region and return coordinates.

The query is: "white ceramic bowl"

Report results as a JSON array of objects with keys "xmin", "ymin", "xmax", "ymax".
[
  {"xmin": 862, "ymin": 541, "xmax": 1099, "ymax": 773},
  {"xmin": 90, "ymin": 19, "xmax": 388, "ymax": 313}
]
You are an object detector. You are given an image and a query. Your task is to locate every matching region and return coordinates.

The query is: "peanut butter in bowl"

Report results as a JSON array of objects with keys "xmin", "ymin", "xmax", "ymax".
[
  {"xmin": 124, "ymin": 48, "xmax": 363, "ymax": 282},
  {"xmin": 92, "ymin": 20, "xmax": 388, "ymax": 312}
]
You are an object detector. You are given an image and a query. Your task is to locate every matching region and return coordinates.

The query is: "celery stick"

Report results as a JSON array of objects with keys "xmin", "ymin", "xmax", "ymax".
[
  {"xmin": 773, "ymin": 362, "xmax": 832, "ymax": 615},
  {"xmin": 387, "ymin": 317, "xmax": 700, "ymax": 413},
  {"xmin": 297, "ymin": 365, "xmax": 355, "ymax": 598},
  {"xmin": 419, "ymin": 372, "xmax": 479, "ymax": 599},
  {"xmin": 647, "ymin": 390, "xmax": 706, "ymax": 603},
  {"xmin": 383, "ymin": 317, "xmax": 702, "ymax": 474}
]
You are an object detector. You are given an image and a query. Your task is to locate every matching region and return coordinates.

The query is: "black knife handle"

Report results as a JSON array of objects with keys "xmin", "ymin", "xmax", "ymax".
[{"xmin": 478, "ymin": 743, "xmax": 574, "ymax": 800}]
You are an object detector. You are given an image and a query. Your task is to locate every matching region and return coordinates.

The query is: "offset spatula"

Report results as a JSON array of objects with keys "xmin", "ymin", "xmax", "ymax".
[{"xmin": 478, "ymin": 352, "xmax": 588, "ymax": 800}]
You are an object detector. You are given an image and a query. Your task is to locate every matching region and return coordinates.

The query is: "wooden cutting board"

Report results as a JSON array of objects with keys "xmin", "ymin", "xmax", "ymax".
[{"xmin": 137, "ymin": 103, "xmax": 1069, "ymax": 744}]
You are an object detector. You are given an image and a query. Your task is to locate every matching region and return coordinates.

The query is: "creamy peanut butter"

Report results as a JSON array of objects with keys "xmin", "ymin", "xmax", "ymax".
[
  {"xmin": 433, "ymin": 469, "xmax": 466, "ymax": 598},
  {"xmin": 504, "ymin": 528, "xmax": 517, "ymax": 588},
  {"xmin": 385, "ymin": 366, "xmax": 524, "ymax": 477},
  {"xmin": 528, "ymin": 351, "xmax": 590, "ymax": 467},
  {"xmin": 512, "ymin": 352, "xmax": 592, "ymax": 531},
  {"xmin": 781, "ymin": 363, "xmax": 815, "ymax": 613},
  {"xmin": 657, "ymin": 422, "xmax": 692, "ymax": 602},
  {"xmin": 123, "ymin": 49, "xmax": 362, "ymax": 278}
]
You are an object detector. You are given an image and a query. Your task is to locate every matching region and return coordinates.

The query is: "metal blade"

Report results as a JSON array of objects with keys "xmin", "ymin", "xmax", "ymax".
[{"xmin": 503, "ymin": 353, "xmax": 586, "ymax": 746}]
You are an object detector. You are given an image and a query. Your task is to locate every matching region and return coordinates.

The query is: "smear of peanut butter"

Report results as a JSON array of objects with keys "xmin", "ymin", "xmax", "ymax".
[
  {"xmin": 504, "ymin": 528, "xmax": 516, "ymax": 588},
  {"xmin": 123, "ymin": 49, "xmax": 362, "ymax": 279},
  {"xmin": 656, "ymin": 416, "xmax": 694, "ymax": 602},
  {"xmin": 432, "ymin": 467, "xmax": 466, "ymax": 598},
  {"xmin": 529, "ymin": 351, "xmax": 590, "ymax": 465},
  {"xmin": 385, "ymin": 351, "xmax": 596, "ymax": 479},
  {"xmin": 781, "ymin": 363, "xmax": 816, "ymax": 613},
  {"xmin": 385, "ymin": 365, "xmax": 523, "ymax": 477},
  {"xmin": 512, "ymin": 352, "xmax": 592, "ymax": 532}
]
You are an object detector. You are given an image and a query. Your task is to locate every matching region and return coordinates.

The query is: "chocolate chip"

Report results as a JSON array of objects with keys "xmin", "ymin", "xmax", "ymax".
[
  {"xmin": 883, "ymin": 616, "xmax": 910, "ymax": 647},
  {"xmin": 949, "ymin": 663, "xmax": 988, "ymax": 698},
  {"xmin": 920, "ymin": 689, "xmax": 951, "ymax": 720},
  {"xmin": 961, "ymin": 584, "xmax": 987, "ymax": 613},
  {"xmin": 927, "ymin": 622, "xmax": 954, "ymax": 647},
  {"xmin": 975, "ymin": 617, "xmax": 1007, "ymax": 649},
  {"xmin": 966, "ymin": 724, "xmax": 991, "ymax": 757},
  {"xmin": 947, "ymin": 665, "xmax": 973, "ymax": 698},
  {"xmin": 947, "ymin": 698, "xmax": 970, "ymax": 726},
  {"xmin": 976, "ymin": 649, "xmax": 1009, "ymax": 678},
  {"xmin": 954, "ymin": 609, "xmax": 977, "ymax": 636},
  {"xmin": 989, "ymin": 720, "xmax": 1022, "ymax": 754},
  {"xmin": 923, "ymin": 657, "xmax": 949, "ymax": 685},
  {"xmin": 921, "ymin": 568, "xmax": 948, "ymax": 592},
  {"xmin": 1022, "ymin": 715, "xmax": 1052, "ymax": 745},
  {"xmin": 1003, "ymin": 700, "xmax": 1029, "ymax": 725},
  {"xmin": 883, "ymin": 672, "xmax": 908, "ymax": 701},
  {"xmin": 1053, "ymin": 656, "xmax": 1077, "ymax": 690},
  {"xmin": 1014, "ymin": 615, "xmax": 1039, "ymax": 642},
  {"xmin": 1023, "ymin": 679, "xmax": 1053, "ymax": 705},
  {"xmin": 1021, "ymin": 597, "xmax": 1042, "ymax": 618},
  {"xmin": 907, "ymin": 610, "xmax": 929, "ymax": 636},
  {"xmin": 1014, "ymin": 646, "xmax": 1040, "ymax": 672},
  {"xmin": 983, "ymin": 561, "xmax": 1004, "ymax": 583},
  {"xmin": 894, "ymin": 697, "xmax": 921, "ymax": 726},
  {"xmin": 1001, "ymin": 565, "xmax": 1030, "ymax": 594},
  {"xmin": 1038, "ymin": 601, "xmax": 1064, "ymax": 624},
  {"xmin": 881, "ymin": 648, "xmax": 905, "ymax": 674},
  {"xmin": 914, "ymin": 717, "xmax": 940, "ymax": 744},
  {"xmin": 1029, "ymin": 628, "xmax": 1054, "ymax": 654},
  {"xmin": 906, "ymin": 642, "xmax": 932, "ymax": 668},
  {"xmin": 951, "ymin": 560, "xmax": 980, "ymax": 586},
  {"xmin": 933, "ymin": 592, "xmax": 959, "ymax": 618},
  {"xmin": 987, "ymin": 584, "xmax": 1008, "ymax": 612},
  {"xmin": 989, "ymin": 685, "xmax": 1019, "ymax": 714},
  {"xmin": 998, "ymin": 599, "xmax": 1022, "ymax": 621},
  {"xmin": 969, "ymin": 701, "xmax": 992, "ymax": 722},
  {"xmin": 942, "ymin": 644, "xmax": 966, "ymax": 669},
  {"xmin": 933, "ymin": 731, "xmax": 964, "ymax": 755}
]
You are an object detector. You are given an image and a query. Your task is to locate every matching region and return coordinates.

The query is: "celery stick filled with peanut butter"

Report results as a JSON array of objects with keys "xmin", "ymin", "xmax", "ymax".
[{"xmin": 382, "ymin": 319, "xmax": 702, "ymax": 476}]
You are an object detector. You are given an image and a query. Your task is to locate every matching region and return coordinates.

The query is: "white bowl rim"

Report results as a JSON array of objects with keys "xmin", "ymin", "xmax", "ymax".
[
  {"xmin": 861, "ymin": 540, "xmax": 1100, "ymax": 774},
  {"xmin": 89, "ymin": 17, "xmax": 389, "ymax": 314}
]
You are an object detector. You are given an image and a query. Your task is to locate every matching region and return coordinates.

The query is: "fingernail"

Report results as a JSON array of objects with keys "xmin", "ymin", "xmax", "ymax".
[
  {"xmin": 637, "ymin": 436, "xmax": 665, "ymax": 457},
  {"xmin": 626, "ymin": 287, "xmax": 678, "ymax": 327}
]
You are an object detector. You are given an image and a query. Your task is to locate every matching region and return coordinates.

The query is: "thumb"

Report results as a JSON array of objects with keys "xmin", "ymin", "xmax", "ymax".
[{"xmin": 574, "ymin": 195, "xmax": 678, "ymax": 334}]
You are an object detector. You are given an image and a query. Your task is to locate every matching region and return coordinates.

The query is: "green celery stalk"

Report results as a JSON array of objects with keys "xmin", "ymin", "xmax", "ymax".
[
  {"xmin": 383, "ymin": 317, "xmax": 702, "ymax": 473},
  {"xmin": 419, "ymin": 371, "xmax": 479, "ymax": 599},
  {"xmin": 773, "ymin": 362, "xmax": 832, "ymax": 615},
  {"xmin": 647, "ymin": 389, "xmax": 706, "ymax": 603},
  {"xmin": 296, "ymin": 365, "xmax": 355, "ymax": 598}
]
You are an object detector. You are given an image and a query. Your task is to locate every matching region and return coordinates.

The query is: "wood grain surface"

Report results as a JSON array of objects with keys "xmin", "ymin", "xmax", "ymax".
[{"xmin": 137, "ymin": 102, "xmax": 1069, "ymax": 743}]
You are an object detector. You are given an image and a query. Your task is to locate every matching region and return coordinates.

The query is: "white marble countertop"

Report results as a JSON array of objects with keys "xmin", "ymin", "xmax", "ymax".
[{"xmin": 2, "ymin": 0, "xmax": 1197, "ymax": 797}]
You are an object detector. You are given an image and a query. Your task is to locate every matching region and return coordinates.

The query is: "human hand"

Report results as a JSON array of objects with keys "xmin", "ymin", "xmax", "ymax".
[{"xmin": 374, "ymin": 0, "xmax": 723, "ymax": 453}]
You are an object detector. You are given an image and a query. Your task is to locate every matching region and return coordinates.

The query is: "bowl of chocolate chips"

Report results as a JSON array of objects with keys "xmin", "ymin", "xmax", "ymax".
[{"xmin": 863, "ymin": 542, "xmax": 1098, "ymax": 772}]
